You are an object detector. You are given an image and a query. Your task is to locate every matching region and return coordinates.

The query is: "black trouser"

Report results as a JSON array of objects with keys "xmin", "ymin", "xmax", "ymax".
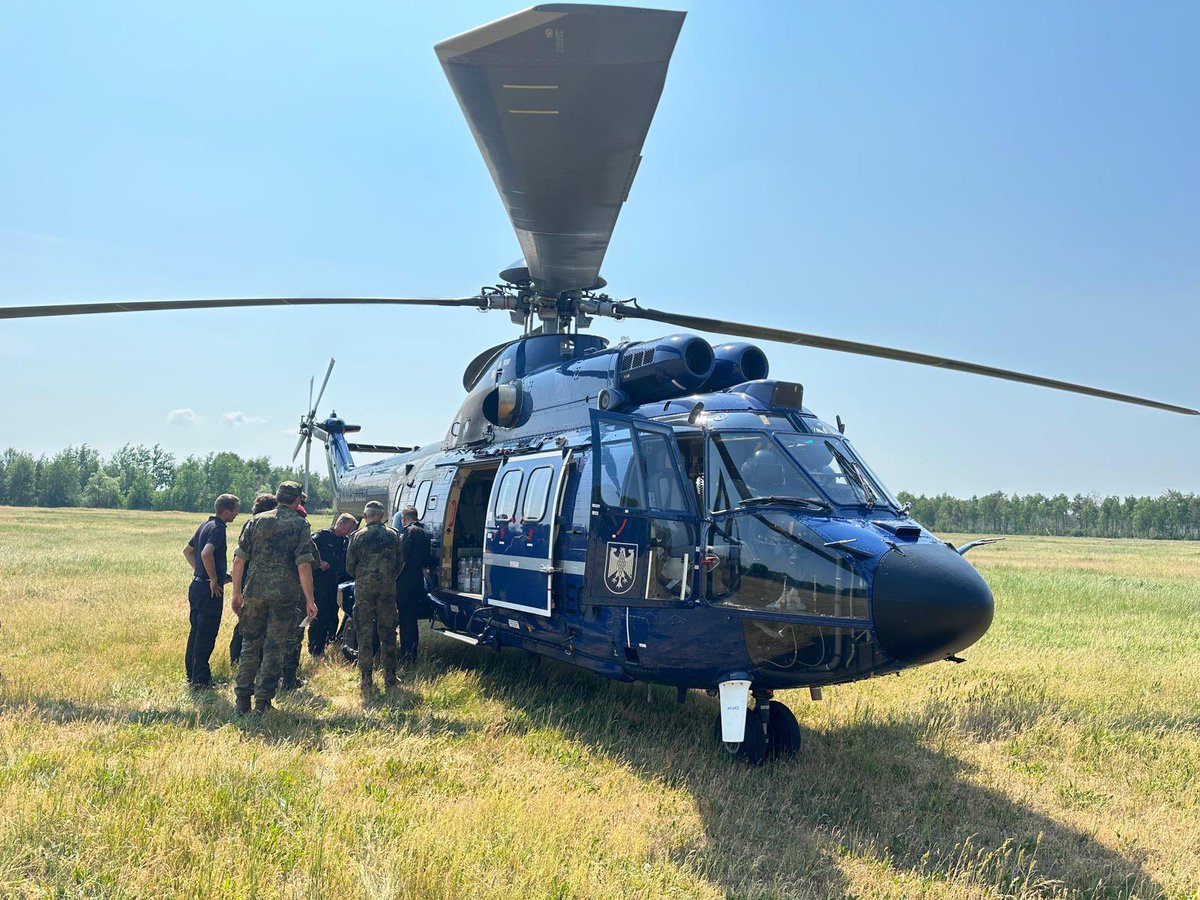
[
  {"xmin": 308, "ymin": 586, "xmax": 340, "ymax": 656},
  {"xmin": 396, "ymin": 576, "xmax": 422, "ymax": 664},
  {"xmin": 185, "ymin": 577, "xmax": 224, "ymax": 685}
]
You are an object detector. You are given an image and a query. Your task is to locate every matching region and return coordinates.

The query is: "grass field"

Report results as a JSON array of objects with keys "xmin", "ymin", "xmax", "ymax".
[{"xmin": 0, "ymin": 506, "xmax": 1198, "ymax": 899}]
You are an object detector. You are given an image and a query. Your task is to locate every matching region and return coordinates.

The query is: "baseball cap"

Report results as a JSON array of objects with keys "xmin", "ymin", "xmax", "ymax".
[{"xmin": 277, "ymin": 480, "xmax": 303, "ymax": 504}]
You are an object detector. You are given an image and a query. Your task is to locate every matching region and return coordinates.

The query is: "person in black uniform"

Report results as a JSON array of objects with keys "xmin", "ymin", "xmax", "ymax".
[
  {"xmin": 183, "ymin": 493, "xmax": 240, "ymax": 687},
  {"xmin": 309, "ymin": 512, "xmax": 358, "ymax": 656},
  {"xmin": 394, "ymin": 504, "xmax": 433, "ymax": 666}
]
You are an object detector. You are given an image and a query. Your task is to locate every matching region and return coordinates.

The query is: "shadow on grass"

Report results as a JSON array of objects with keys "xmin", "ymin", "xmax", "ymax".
[
  {"xmin": 426, "ymin": 638, "xmax": 1165, "ymax": 900},
  {"xmin": 0, "ymin": 681, "xmax": 478, "ymax": 751}
]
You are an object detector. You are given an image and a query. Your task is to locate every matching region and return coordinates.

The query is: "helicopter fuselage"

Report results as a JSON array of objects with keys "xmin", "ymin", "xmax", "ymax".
[{"xmin": 326, "ymin": 332, "xmax": 994, "ymax": 697}]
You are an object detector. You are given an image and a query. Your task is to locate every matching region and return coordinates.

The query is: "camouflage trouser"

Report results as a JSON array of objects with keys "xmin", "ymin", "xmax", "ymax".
[
  {"xmin": 354, "ymin": 588, "xmax": 397, "ymax": 679},
  {"xmin": 281, "ymin": 600, "xmax": 304, "ymax": 684},
  {"xmin": 234, "ymin": 593, "xmax": 294, "ymax": 703}
]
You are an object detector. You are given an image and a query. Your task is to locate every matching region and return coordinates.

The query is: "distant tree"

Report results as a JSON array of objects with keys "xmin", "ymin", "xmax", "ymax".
[
  {"xmin": 82, "ymin": 471, "xmax": 124, "ymax": 508},
  {"xmin": 4, "ymin": 452, "xmax": 37, "ymax": 505},
  {"xmin": 149, "ymin": 444, "xmax": 177, "ymax": 490},
  {"xmin": 74, "ymin": 445, "xmax": 102, "ymax": 492},
  {"xmin": 41, "ymin": 450, "xmax": 83, "ymax": 507},
  {"xmin": 170, "ymin": 458, "xmax": 207, "ymax": 511},
  {"xmin": 125, "ymin": 468, "xmax": 154, "ymax": 510},
  {"xmin": 204, "ymin": 452, "xmax": 244, "ymax": 502}
]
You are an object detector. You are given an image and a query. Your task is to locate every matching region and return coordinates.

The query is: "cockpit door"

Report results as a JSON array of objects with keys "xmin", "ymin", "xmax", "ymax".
[
  {"xmin": 587, "ymin": 410, "xmax": 699, "ymax": 606},
  {"xmin": 483, "ymin": 448, "xmax": 572, "ymax": 616}
]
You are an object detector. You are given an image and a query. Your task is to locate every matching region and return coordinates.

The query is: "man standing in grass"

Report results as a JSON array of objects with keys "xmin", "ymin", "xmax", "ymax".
[
  {"xmin": 230, "ymin": 480, "xmax": 318, "ymax": 715},
  {"xmin": 395, "ymin": 505, "xmax": 434, "ymax": 667},
  {"xmin": 345, "ymin": 500, "xmax": 401, "ymax": 699},
  {"xmin": 309, "ymin": 513, "xmax": 359, "ymax": 657},
  {"xmin": 183, "ymin": 493, "xmax": 240, "ymax": 688}
]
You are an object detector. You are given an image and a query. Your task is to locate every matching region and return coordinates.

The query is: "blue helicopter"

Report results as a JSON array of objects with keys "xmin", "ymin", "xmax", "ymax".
[{"xmin": 5, "ymin": 4, "xmax": 1195, "ymax": 763}]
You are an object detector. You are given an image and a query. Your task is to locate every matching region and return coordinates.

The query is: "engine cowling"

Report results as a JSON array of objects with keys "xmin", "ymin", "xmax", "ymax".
[
  {"xmin": 618, "ymin": 334, "xmax": 715, "ymax": 402},
  {"xmin": 703, "ymin": 342, "xmax": 770, "ymax": 392}
]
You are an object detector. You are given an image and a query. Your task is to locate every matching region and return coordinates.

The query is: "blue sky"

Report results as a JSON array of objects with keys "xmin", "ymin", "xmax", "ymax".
[{"xmin": 2, "ymin": 1, "xmax": 1197, "ymax": 497}]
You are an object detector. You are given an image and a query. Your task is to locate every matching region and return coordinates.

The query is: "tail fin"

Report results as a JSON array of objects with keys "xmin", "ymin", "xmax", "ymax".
[{"xmin": 316, "ymin": 414, "xmax": 358, "ymax": 496}]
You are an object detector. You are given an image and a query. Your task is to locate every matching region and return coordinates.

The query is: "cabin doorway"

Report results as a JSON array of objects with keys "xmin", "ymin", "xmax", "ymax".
[{"xmin": 439, "ymin": 461, "xmax": 499, "ymax": 597}]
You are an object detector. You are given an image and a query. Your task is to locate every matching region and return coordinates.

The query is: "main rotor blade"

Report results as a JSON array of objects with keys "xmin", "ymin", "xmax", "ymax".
[
  {"xmin": 307, "ymin": 376, "xmax": 315, "ymax": 419},
  {"xmin": 313, "ymin": 358, "xmax": 335, "ymax": 417},
  {"xmin": 622, "ymin": 306, "xmax": 1199, "ymax": 416},
  {"xmin": 436, "ymin": 6, "xmax": 685, "ymax": 296},
  {"xmin": 291, "ymin": 431, "xmax": 307, "ymax": 463},
  {"xmin": 0, "ymin": 296, "xmax": 486, "ymax": 320}
]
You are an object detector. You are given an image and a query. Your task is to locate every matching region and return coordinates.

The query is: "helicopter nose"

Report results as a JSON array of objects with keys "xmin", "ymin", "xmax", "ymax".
[{"xmin": 872, "ymin": 543, "xmax": 994, "ymax": 665}]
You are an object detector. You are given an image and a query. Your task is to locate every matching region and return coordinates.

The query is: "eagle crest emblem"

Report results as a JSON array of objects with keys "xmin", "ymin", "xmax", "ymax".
[{"xmin": 604, "ymin": 541, "xmax": 638, "ymax": 594}]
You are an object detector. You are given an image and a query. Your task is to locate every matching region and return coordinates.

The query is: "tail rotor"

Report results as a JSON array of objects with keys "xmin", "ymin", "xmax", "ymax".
[{"xmin": 293, "ymin": 357, "xmax": 336, "ymax": 499}]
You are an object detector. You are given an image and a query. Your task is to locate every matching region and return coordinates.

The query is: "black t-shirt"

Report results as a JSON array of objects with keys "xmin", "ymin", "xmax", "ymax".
[{"xmin": 189, "ymin": 516, "xmax": 228, "ymax": 581}]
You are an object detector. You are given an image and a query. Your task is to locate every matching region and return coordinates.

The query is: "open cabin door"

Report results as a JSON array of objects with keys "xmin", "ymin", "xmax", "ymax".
[
  {"xmin": 587, "ymin": 410, "xmax": 699, "ymax": 606},
  {"xmin": 483, "ymin": 448, "xmax": 572, "ymax": 616}
]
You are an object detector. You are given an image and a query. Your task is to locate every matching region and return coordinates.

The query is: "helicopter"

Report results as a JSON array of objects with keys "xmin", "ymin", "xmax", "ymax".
[{"xmin": 3, "ymin": 4, "xmax": 1196, "ymax": 764}]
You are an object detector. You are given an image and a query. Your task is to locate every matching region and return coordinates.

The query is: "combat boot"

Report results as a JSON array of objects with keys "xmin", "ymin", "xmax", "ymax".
[
  {"xmin": 253, "ymin": 698, "xmax": 274, "ymax": 715},
  {"xmin": 383, "ymin": 667, "xmax": 398, "ymax": 689},
  {"xmin": 360, "ymin": 670, "xmax": 374, "ymax": 699},
  {"xmin": 280, "ymin": 677, "xmax": 306, "ymax": 692},
  {"xmin": 234, "ymin": 694, "xmax": 252, "ymax": 716}
]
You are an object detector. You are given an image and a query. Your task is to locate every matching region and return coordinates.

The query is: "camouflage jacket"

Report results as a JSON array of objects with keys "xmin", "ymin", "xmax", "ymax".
[
  {"xmin": 345, "ymin": 522, "xmax": 401, "ymax": 595},
  {"xmin": 234, "ymin": 505, "xmax": 316, "ymax": 600}
]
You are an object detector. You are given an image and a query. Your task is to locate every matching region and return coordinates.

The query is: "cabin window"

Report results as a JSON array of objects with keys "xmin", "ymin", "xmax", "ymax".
[
  {"xmin": 414, "ymin": 480, "xmax": 433, "ymax": 519},
  {"xmin": 493, "ymin": 469, "xmax": 523, "ymax": 522},
  {"xmin": 522, "ymin": 466, "xmax": 553, "ymax": 523}
]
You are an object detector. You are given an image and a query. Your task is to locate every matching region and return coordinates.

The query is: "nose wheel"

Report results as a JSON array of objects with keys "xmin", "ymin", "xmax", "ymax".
[{"xmin": 712, "ymin": 690, "xmax": 802, "ymax": 765}]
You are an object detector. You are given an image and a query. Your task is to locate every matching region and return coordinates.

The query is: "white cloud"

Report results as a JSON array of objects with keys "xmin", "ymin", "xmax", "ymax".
[
  {"xmin": 222, "ymin": 411, "xmax": 269, "ymax": 427},
  {"xmin": 166, "ymin": 408, "xmax": 202, "ymax": 426}
]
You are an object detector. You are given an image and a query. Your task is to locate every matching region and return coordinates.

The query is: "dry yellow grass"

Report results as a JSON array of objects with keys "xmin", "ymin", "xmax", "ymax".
[{"xmin": 0, "ymin": 507, "xmax": 1197, "ymax": 898}]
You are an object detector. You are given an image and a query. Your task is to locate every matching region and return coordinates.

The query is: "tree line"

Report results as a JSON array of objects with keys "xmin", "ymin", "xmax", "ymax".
[
  {"xmin": 897, "ymin": 490, "xmax": 1200, "ymax": 541},
  {"xmin": 4, "ymin": 444, "xmax": 1199, "ymax": 540},
  {"xmin": 0, "ymin": 445, "xmax": 334, "ymax": 513}
]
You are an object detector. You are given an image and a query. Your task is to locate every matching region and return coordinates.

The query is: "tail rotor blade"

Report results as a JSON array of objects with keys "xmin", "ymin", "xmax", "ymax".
[
  {"xmin": 313, "ymin": 357, "xmax": 335, "ymax": 415},
  {"xmin": 304, "ymin": 436, "xmax": 312, "ymax": 500}
]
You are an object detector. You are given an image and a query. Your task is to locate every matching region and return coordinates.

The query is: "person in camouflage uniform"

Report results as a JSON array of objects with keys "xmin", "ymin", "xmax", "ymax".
[
  {"xmin": 345, "ymin": 500, "xmax": 401, "ymax": 696},
  {"xmin": 229, "ymin": 481, "xmax": 318, "ymax": 715},
  {"xmin": 280, "ymin": 532, "xmax": 321, "ymax": 691}
]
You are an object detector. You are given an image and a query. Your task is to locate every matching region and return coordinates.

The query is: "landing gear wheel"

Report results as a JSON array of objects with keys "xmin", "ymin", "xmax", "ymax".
[
  {"xmin": 713, "ymin": 710, "xmax": 767, "ymax": 766},
  {"xmin": 766, "ymin": 701, "xmax": 802, "ymax": 759}
]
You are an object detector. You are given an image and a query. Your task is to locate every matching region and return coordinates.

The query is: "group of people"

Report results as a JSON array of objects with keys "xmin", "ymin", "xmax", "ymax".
[{"xmin": 183, "ymin": 480, "xmax": 433, "ymax": 715}]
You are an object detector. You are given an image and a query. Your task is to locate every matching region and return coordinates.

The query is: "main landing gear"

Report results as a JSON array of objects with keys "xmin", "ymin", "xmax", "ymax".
[{"xmin": 713, "ymin": 684, "xmax": 801, "ymax": 766}]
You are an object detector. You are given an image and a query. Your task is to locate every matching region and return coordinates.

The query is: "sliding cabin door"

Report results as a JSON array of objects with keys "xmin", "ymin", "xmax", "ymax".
[{"xmin": 483, "ymin": 449, "xmax": 572, "ymax": 616}]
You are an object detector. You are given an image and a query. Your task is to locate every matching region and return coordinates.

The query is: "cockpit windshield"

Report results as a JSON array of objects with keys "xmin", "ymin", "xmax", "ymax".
[
  {"xmin": 778, "ymin": 434, "xmax": 899, "ymax": 510},
  {"xmin": 707, "ymin": 433, "xmax": 824, "ymax": 513}
]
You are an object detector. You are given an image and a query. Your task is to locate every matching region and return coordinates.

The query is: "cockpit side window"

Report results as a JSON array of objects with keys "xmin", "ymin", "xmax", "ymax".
[{"xmin": 597, "ymin": 422, "xmax": 645, "ymax": 509}]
